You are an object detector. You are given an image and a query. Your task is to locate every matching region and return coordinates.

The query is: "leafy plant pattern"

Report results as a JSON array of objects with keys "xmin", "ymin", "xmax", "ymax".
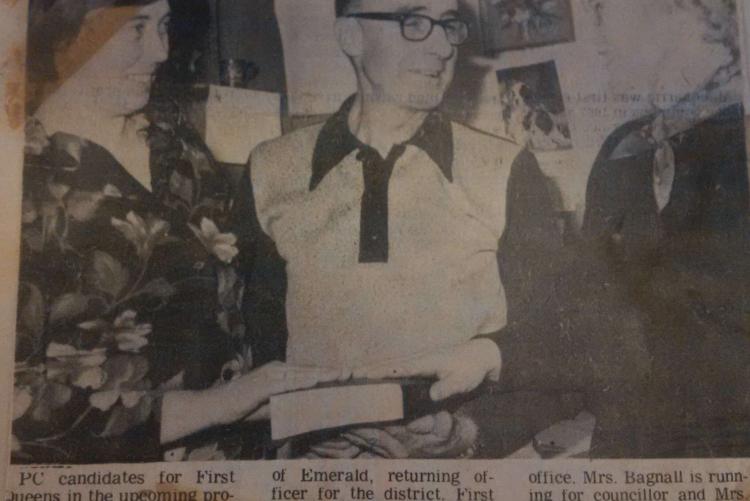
[{"xmin": 13, "ymin": 110, "xmax": 249, "ymax": 463}]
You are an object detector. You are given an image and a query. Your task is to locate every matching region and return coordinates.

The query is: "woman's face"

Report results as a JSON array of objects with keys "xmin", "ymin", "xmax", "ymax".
[
  {"xmin": 594, "ymin": 0, "xmax": 735, "ymax": 109},
  {"xmin": 68, "ymin": 0, "xmax": 171, "ymax": 115}
]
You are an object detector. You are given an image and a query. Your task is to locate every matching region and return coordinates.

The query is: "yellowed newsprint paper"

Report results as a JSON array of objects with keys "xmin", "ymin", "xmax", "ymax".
[{"xmin": 3, "ymin": 0, "xmax": 750, "ymax": 500}]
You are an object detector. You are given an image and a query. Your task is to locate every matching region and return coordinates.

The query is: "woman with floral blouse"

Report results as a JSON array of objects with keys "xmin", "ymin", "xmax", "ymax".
[{"xmin": 13, "ymin": 0, "xmax": 342, "ymax": 463}]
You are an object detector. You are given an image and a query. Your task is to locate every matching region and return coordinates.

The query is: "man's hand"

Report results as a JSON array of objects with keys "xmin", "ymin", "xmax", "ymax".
[
  {"xmin": 353, "ymin": 339, "xmax": 502, "ymax": 401},
  {"xmin": 350, "ymin": 412, "xmax": 478, "ymax": 458},
  {"xmin": 306, "ymin": 438, "xmax": 363, "ymax": 459},
  {"xmin": 307, "ymin": 412, "xmax": 477, "ymax": 459}
]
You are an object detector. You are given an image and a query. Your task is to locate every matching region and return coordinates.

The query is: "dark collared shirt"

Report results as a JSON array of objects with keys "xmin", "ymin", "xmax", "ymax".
[{"xmin": 310, "ymin": 96, "xmax": 454, "ymax": 262}]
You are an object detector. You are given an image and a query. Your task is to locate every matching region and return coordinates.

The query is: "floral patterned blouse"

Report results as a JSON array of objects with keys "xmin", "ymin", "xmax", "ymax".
[{"xmin": 12, "ymin": 105, "xmax": 258, "ymax": 463}]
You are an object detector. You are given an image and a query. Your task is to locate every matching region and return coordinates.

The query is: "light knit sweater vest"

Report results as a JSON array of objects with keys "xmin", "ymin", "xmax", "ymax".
[{"xmin": 249, "ymin": 121, "xmax": 522, "ymax": 368}]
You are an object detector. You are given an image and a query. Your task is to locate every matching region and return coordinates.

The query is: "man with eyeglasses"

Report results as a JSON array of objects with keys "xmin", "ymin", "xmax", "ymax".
[{"xmin": 232, "ymin": 0, "xmax": 596, "ymax": 458}]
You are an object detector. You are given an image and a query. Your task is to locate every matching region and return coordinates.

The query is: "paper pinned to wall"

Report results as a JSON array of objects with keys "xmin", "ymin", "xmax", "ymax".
[
  {"xmin": 204, "ymin": 85, "xmax": 282, "ymax": 164},
  {"xmin": 275, "ymin": 0, "xmax": 356, "ymax": 116}
]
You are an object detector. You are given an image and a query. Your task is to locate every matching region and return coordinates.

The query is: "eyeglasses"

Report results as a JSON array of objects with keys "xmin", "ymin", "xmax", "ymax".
[{"xmin": 346, "ymin": 12, "xmax": 470, "ymax": 46}]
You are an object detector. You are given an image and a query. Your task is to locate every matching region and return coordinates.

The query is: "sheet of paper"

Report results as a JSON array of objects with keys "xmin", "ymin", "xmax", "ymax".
[
  {"xmin": 270, "ymin": 384, "xmax": 404, "ymax": 441},
  {"xmin": 275, "ymin": 0, "xmax": 356, "ymax": 115},
  {"xmin": 204, "ymin": 85, "xmax": 282, "ymax": 164}
]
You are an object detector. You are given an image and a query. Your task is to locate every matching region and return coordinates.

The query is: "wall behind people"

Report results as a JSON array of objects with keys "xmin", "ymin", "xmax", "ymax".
[
  {"xmin": 273, "ymin": 0, "xmax": 612, "ymax": 221},
  {"xmin": 198, "ymin": 1, "xmax": 748, "ymax": 222},
  {"xmin": 203, "ymin": 0, "xmax": 287, "ymax": 93},
  {"xmin": 272, "ymin": 0, "xmax": 749, "ymax": 225}
]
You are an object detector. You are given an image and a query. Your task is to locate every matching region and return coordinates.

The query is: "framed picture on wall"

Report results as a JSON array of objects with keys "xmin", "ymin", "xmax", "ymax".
[
  {"xmin": 496, "ymin": 60, "xmax": 572, "ymax": 152},
  {"xmin": 479, "ymin": 0, "xmax": 576, "ymax": 53}
]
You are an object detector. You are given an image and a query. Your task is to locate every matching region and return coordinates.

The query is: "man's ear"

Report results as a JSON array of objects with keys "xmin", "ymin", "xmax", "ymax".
[{"xmin": 335, "ymin": 17, "xmax": 363, "ymax": 57}]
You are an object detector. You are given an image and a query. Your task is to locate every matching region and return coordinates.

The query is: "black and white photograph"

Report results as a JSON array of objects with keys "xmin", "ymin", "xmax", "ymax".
[
  {"xmin": 479, "ymin": 0, "xmax": 576, "ymax": 52},
  {"xmin": 496, "ymin": 61, "xmax": 572, "ymax": 151},
  {"xmin": 5, "ymin": 0, "xmax": 750, "ymax": 469}
]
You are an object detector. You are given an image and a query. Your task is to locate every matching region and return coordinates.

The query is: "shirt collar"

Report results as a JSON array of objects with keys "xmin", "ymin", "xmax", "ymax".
[{"xmin": 310, "ymin": 95, "xmax": 454, "ymax": 190}]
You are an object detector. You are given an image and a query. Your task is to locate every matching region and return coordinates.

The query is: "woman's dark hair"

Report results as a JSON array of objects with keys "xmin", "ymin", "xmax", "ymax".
[
  {"xmin": 27, "ymin": 0, "xmax": 161, "ymax": 83},
  {"xmin": 26, "ymin": 0, "xmax": 210, "ymax": 112}
]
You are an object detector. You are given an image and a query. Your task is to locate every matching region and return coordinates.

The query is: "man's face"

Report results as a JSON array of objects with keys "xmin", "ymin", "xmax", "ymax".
[{"xmin": 352, "ymin": 0, "xmax": 460, "ymax": 111}]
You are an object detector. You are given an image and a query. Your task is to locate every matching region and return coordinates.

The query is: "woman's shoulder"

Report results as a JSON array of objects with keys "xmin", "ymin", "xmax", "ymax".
[{"xmin": 28, "ymin": 118, "xmax": 153, "ymax": 200}]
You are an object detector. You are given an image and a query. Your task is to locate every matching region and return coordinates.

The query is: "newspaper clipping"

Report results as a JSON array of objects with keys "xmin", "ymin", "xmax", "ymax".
[{"xmin": 2, "ymin": 0, "xmax": 750, "ymax": 499}]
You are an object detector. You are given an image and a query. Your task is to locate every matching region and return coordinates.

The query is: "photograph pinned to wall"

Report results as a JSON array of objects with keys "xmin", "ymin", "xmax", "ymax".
[
  {"xmin": 479, "ymin": 0, "xmax": 575, "ymax": 53},
  {"xmin": 496, "ymin": 60, "xmax": 573, "ymax": 152}
]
